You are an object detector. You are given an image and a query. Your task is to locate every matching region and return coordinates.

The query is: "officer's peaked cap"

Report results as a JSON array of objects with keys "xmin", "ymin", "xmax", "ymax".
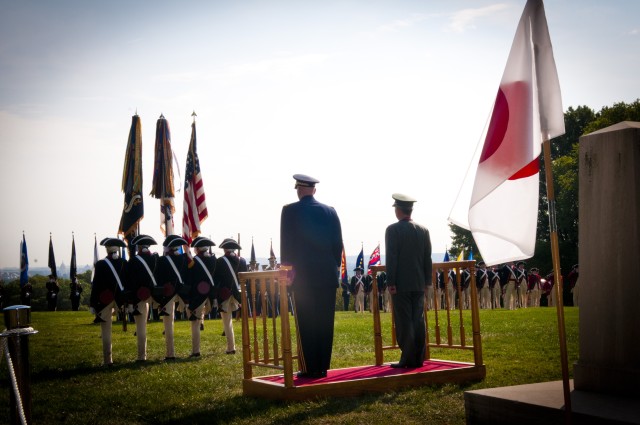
[
  {"xmin": 392, "ymin": 193, "xmax": 417, "ymax": 208},
  {"xmin": 163, "ymin": 235, "xmax": 188, "ymax": 248},
  {"xmin": 293, "ymin": 174, "xmax": 319, "ymax": 188},
  {"xmin": 220, "ymin": 238, "xmax": 241, "ymax": 250},
  {"xmin": 131, "ymin": 234, "xmax": 157, "ymax": 246},
  {"xmin": 100, "ymin": 237, "xmax": 126, "ymax": 248},
  {"xmin": 191, "ymin": 236, "xmax": 215, "ymax": 248}
]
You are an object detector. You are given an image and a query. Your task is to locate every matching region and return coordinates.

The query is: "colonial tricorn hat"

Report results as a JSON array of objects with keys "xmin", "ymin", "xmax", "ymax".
[
  {"xmin": 353, "ymin": 266, "xmax": 364, "ymax": 272},
  {"xmin": 130, "ymin": 234, "xmax": 157, "ymax": 246},
  {"xmin": 100, "ymin": 237, "xmax": 126, "ymax": 247},
  {"xmin": 530, "ymin": 267, "xmax": 539, "ymax": 272},
  {"xmin": 163, "ymin": 235, "xmax": 188, "ymax": 248},
  {"xmin": 392, "ymin": 193, "xmax": 417, "ymax": 208},
  {"xmin": 516, "ymin": 261, "xmax": 525, "ymax": 267},
  {"xmin": 293, "ymin": 174, "xmax": 319, "ymax": 188},
  {"xmin": 191, "ymin": 236, "xmax": 215, "ymax": 248},
  {"xmin": 477, "ymin": 261, "xmax": 486, "ymax": 267},
  {"xmin": 219, "ymin": 238, "xmax": 241, "ymax": 250}
]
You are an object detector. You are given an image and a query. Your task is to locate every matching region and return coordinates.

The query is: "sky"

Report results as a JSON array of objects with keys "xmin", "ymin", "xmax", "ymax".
[{"xmin": 1, "ymin": 0, "xmax": 638, "ymax": 269}]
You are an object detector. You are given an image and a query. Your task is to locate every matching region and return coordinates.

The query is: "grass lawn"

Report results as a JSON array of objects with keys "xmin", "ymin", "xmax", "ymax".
[{"xmin": 0, "ymin": 307, "xmax": 579, "ymax": 424}]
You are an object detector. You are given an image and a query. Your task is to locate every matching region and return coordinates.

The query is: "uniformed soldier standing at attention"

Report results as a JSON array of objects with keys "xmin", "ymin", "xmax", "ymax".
[
  {"xmin": 69, "ymin": 276, "xmax": 83, "ymax": 311},
  {"xmin": 385, "ymin": 193, "xmax": 432, "ymax": 369},
  {"xmin": 46, "ymin": 274, "xmax": 60, "ymax": 311},
  {"xmin": 154, "ymin": 235, "xmax": 189, "ymax": 360},
  {"xmin": 281, "ymin": 174, "xmax": 343, "ymax": 378},
  {"xmin": 515, "ymin": 261, "xmax": 528, "ymax": 309},
  {"xmin": 186, "ymin": 236, "xmax": 216, "ymax": 357},
  {"xmin": 527, "ymin": 267, "xmax": 542, "ymax": 307},
  {"xmin": 126, "ymin": 234, "xmax": 159, "ymax": 362},
  {"xmin": 20, "ymin": 281, "xmax": 33, "ymax": 306},
  {"xmin": 90, "ymin": 237, "xmax": 127, "ymax": 366},
  {"xmin": 476, "ymin": 262, "xmax": 491, "ymax": 309},
  {"xmin": 351, "ymin": 267, "xmax": 366, "ymax": 313},
  {"xmin": 213, "ymin": 238, "xmax": 246, "ymax": 354}
]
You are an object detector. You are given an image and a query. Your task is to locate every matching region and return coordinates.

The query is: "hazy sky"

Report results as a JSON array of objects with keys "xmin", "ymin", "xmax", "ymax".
[{"xmin": 1, "ymin": 0, "xmax": 638, "ymax": 268}]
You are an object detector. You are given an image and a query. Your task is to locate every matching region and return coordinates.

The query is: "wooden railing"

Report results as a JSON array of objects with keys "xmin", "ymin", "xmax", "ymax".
[
  {"xmin": 239, "ymin": 268, "xmax": 297, "ymax": 388},
  {"xmin": 240, "ymin": 261, "xmax": 483, "ymax": 388},
  {"xmin": 370, "ymin": 261, "xmax": 483, "ymax": 368}
]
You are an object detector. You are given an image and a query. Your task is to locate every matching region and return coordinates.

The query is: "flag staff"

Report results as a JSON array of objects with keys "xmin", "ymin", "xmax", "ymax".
[{"xmin": 543, "ymin": 138, "xmax": 572, "ymax": 418}]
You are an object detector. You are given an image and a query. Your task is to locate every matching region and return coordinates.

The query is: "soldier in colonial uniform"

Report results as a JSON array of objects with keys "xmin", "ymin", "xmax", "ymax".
[
  {"xmin": 213, "ymin": 238, "xmax": 246, "ymax": 354},
  {"xmin": 126, "ymin": 234, "xmax": 159, "ymax": 362},
  {"xmin": 340, "ymin": 276, "xmax": 351, "ymax": 311},
  {"xmin": 46, "ymin": 274, "xmax": 60, "ymax": 311},
  {"xmin": 154, "ymin": 235, "xmax": 189, "ymax": 360},
  {"xmin": 515, "ymin": 261, "xmax": 528, "ymax": 309},
  {"xmin": 90, "ymin": 237, "xmax": 127, "ymax": 366},
  {"xmin": 351, "ymin": 267, "xmax": 366, "ymax": 313},
  {"xmin": 445, "ymin": 268, "xmax": 456, "ymax": 310},
  {"xmin": 69, "ymin": 276, "xmax": 82, "ymax": 311},
  {"xmin": 489, "ymin": 267, "xmax": 501, "ymax": 309},
  {"xmin": 527, "ymin": 267, "xmax": 542, "ymax": 307},
  {"xmin": 186, "ymin": 236, "xmax": 216, "ymax": 357},
  {"xmin": 460, "ymin": 268, "xmax": 471, "ymax": 310},
  {"xmin": 476, "ymin": 262, "xmax": 491, "ymax": 309},
  {"xmin": 502, "ymin": 263, "xmax": 518, "ymax": 310}
]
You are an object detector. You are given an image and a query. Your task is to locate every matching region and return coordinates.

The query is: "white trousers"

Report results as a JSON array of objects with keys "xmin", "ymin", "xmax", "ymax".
[
  {"xmin": 355, "ymin": 292, "xmax": 364, "ymax": 313},
  {"xmin": 97, "ymin": 302, "xmax": 115, "ymax": 365},
  {"xmin": 504, "ymin": 282, "xmax": 516, "ymax": 310},
  {"xmin": 517, "ymin": 282, "xmax": 528, "ymax": 308},
  {"xmin": 134, "ymin": 300, "xmax": 150, "ymax": 361},
  {"xmin": 187, "ymin": 301, "xmax": 208, "ymax": 355},
  {"xmin": 220, "ymin": 311, "xmax": 235, "ymax": 352}
]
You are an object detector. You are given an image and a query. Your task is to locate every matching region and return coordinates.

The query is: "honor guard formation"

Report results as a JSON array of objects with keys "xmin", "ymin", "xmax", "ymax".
[{"xmin": 11, "ymin": 173, "xmax": 579, "ymax": 372}]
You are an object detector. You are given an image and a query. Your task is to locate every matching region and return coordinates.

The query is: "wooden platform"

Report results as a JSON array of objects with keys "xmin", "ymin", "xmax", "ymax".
[
  {"xmin": 244, "ymin": 360, "xmax": 486, "ymax": 400},
  {"xmin": 238, "ymin": 261, "xmax": 485, "ymax": 401}
]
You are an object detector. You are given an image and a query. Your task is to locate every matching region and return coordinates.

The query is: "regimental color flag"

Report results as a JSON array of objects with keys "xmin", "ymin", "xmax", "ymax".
[
  {"xmin": 269, "ymin": 240, "xmax": 276, "ymax": 262},
  {"xmin": 20, "ymin": 234, "xmax": 29, "ymax": 287},
  {"xmin": 449, "ymin": 0, "xmax": 564, "ymax": 266},
  {"xmin": 119, "ymin": 114, "xmax": 144, "ymax": 238},
  {"xmin": 340, "ymin": 248, "xmax": 348, "ymax": 285},
  {"xmin": 367, "ymin": 244, "xmax": 381, "ymax": 275},
  {"xmin": 150, "ymin": 114, "xmax": 176, "ymax": 236},
  {"xmin": 468, "ymin": 247, "xmax": 474, "ymax": 261},
  {"xmin": 356, "ymin": 247, "xmax": 364, "ymax": 271},
  {"xmin": 48, "ymin": 234, "xmax": 58, "ymax": 279},
  {"xmin": 182, "ymin": 119, "xmax": 208, "ymax": 244},
  {"xmin": 250, "ymin": 239, "xmax": 256, "ymax": 267},
  {"xmin": 70, "ymin": 234, "xmax": 77, "ymax": 283},
  {"xmin": 457, "ymin": 250, "xmax": 464, "ymax": 262},
  {"xmin": 443, "ymin": 251, "xmax": 450, "ymax": 262},
  {"xmin": 91, "ymin": 234, "xmax": 98, "ymax": 282}
]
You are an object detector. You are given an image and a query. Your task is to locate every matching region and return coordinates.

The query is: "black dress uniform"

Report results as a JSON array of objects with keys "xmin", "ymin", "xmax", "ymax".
[
  {"xmin": 186, "ymin": 236, "xmax": 216, "ymax": 357},
  {"xmin": 213, "ymin": 238, "xmax": 247, "ymax": 354},
  {"xmin": 126, "ymin": 234, "xmax": 159, "ymax": 361},
  {"xmin": 90, "ymin": 237, "xmax": 127, "ymax": 366},
  {"xmin": 281, "ymin": 174, "xmax": 343, "ymax": 378},
  {"xmin": 69, "ymin": 278, "xmax": 82, "ymax": 311},
  {"xmin": 20, "ymin": 282, "xmax": 33, "ymax": 306},
  {"xmin": 46, "ymin": 276, "xmax": 60, "ymax": 311},
  {"xmin": 385, "ymin": 193, "xmax": 432, "ymax": 369},
  {"xmin": 154, "ymin": 235, "xmax": 189, "ymax": 360}
]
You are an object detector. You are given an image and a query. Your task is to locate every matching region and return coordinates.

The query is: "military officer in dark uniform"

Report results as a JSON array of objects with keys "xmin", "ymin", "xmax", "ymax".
[
  {"xmin": 281, "ymin": 174, "xmax": 343, "ymax": 378},
  {"xmin": 154, "ymin": 235, "xmax": 189, "ymax": 360},
  {"xmin": 69, "ymin": 276, "xmax": 83, "ymax": 311},
  {"xmin": 213, "ymin": 238, "xmax": 246, "ymax": 354},
  {"xmin": 90, "ymin": 237, "xmax": 127, "ymax": 366},
  {"xmin": 126, "ymin": 234, "xmax": 159, "ymax": 362},
  {"xmin": 20, "ymin": 281, "xmax": 33, "ymax": 306},
  {"xmin": 385, "ymin": 193, "xmax": 432, "ymax": 369},
  {"xmin": 186, "ymin": 236, "xmax": 216, "ymax": 357},
  {"xmin": 46, "ymin": 275, "xmax": 60, "ymax": 311}
]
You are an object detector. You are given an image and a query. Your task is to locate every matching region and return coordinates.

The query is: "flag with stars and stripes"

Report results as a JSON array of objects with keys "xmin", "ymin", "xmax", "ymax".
[{"xmin": 182, "ymin": 120, "xmax": 208, "ymax": 244}]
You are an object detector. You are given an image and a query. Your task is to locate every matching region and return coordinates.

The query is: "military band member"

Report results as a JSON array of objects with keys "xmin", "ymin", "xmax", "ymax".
[
  {"xmin": 489, "ymin": 267, "xmax": 501, "ymax": 309},
  {"xmin": 502, "ymin": 263, "xmax": 518, "ymax": 310},
  {"xmin": 187, "ymin": 236, "xmax": 216, "ymax": 357},
  {"xmin": 90, "ymin": 237, "xmax": 127, "ymax": 366},
  {"xmin": 214, "ymin": 238, "xmax": 246, "ymax": 354},
  {"xmin": 351, "ymin": 267, "xmax": 366, "ymax": 313},
  {"xmin": 527, "ymin": 267, "xmax": 542, "ymax": 307},
  {"xmin": 126, "ymin": 234, "xmax": 159, "ymax": 362},
  {"xmin": 515, "ymin": 261, "xmax": 528, "ymax": 309},
  {"xmin": 154, "ymin": 235, "xmax": 189, "ymax": 360},
  {"xmin": 46, "ymin": 275, "xmax": 60, "ymax": 311},
  {"xmin": 476, "ymin": 262, "xmax": 491, "ymax": 309},
  {"xmin": 69, "ymin": 276, "xmax": 82, "ymax": 311}
]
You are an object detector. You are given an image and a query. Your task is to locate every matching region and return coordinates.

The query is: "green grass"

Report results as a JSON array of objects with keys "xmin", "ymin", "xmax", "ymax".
[{"xmin": 0, "ymin": 307, "xmax": 579, "ymax": 424}]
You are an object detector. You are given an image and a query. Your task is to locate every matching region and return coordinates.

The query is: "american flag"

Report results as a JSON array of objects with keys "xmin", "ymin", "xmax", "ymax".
[{"xmin": 182, "ymin": 120, "xmax": 208, "ymax": 244}]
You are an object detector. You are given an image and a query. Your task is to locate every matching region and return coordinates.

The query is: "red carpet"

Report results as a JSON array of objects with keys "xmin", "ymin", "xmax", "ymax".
[{"xmin": 257, "ymin": 360, "xmax": 470, "ymax": 386}]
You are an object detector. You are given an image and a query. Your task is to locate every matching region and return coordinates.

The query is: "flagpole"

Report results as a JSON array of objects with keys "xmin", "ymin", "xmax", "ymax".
[{"xmin": 543, "ymin": 139, "xmax": 572, "ymax": 420}]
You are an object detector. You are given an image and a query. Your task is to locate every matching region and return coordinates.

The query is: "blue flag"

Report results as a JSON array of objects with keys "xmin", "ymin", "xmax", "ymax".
[
  {"xmin": 20, "ymin": 234, "xmax": 29, "ymax": 287},
  {"xmin": 468, "ymin": 248, "xmax": 474, "ymax": 261},
  {"xmin": 443, "ymin": 251, "xmax": 450, "ymax": 262},
  {"xmin": 356, "ymin": 247, "xmax": 364, "ymax": 271}
]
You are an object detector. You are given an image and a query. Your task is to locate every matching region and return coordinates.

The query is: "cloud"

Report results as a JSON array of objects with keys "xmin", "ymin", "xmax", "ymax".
[
  {"xmin": 629, "ymin": 28, "xmax": 639, "ymax": 36},
  {"xmin": 448, "ymin": 3, "xmax": 510, "ymax": 33},
  {"xmin": 376, "ymin": 13, "xmax": 428, "ymax": 32}
]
